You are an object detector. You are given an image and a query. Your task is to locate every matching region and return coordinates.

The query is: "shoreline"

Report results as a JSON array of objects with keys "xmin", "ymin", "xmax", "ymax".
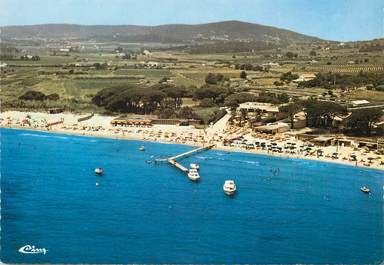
[{"xmin": 2, "ymin": 125, "xmax": 383, "ymax": 172}]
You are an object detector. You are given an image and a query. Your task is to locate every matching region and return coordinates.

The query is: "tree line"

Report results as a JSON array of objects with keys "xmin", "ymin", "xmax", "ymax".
[
  {"xmin": 279, "ymin": 100, "xmax": 383, "ymax": 136},
  {"xmin": 298, "ymin": 72, "xmax": 384, "ymax": 89}
]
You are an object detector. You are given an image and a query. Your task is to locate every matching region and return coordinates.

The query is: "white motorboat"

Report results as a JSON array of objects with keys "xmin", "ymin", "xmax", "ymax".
[
  {"xmin": 187, "ymin": 169, "xmax": 200, "ymax": 182},
  {"xmin": 139, "ymin": 146, "xmax": 145, "ymax": 151},
  {"xmin": 360, "ymin": 186, "xmax": 370, "ymax": 193},
  {"xmin": 190, "ymin": 163, "xmax": 200, "ymax": 170},
  {"xmin": 94, "ymin": 168, "xmax": 103, "ymax": 176},
  {"xmin": 223, "ymin": 180, "xmax": 237, "ymax": 196}
]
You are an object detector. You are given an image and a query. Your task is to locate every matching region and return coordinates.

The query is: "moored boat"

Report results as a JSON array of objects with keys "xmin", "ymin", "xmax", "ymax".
[
  {"xmin": 190, "ymin": 163, "xmax": 200, "ymax": 170},
  {"xmin": 94, "ymin": 167, "xmax": 103, "ymax": 175},
  {"xmin": 188, "ymin": 168, "xmax": 200, "ymax": 182},
  {"xmin": 223, "ymin": 180, "xmax": 236, "ymax": 196},
  {"xmin": 360, "ymin": 186, "xmax": 370, "ymax": 193},
  {"xmin": 139, "ymin": 146, "xmax": 145, "ymax": 151}
]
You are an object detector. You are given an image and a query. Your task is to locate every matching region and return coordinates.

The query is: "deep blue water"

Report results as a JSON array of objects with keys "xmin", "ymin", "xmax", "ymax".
[{"xmin": 1, "ymin": 128, "xmax": 383, "ymax": 264}]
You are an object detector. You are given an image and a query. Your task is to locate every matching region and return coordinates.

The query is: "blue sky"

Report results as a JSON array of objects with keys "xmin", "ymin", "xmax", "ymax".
[{"xmin": 0, "ymin": 0, "xmax": 383, "ymax": 41}]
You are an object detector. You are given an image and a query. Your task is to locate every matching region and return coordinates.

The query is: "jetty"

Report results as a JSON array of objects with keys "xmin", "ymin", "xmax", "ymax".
[{"xmin": 168, "ymin": 144, "xmax": 215, "ymax": 173}]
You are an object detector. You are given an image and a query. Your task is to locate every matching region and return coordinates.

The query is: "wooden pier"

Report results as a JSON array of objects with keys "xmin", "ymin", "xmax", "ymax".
[
  {"xmin": 167, "ymin": 158, "xmax": 189, "ymax": 172},
  {"xmin": 167, "ymin": 144, "xmax": 215, "ymax": 173}
]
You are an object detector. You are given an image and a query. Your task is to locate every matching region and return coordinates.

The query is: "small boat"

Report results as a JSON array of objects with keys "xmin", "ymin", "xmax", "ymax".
[
  {"xmin": 190, "ymin": 163, "xmax": 200, "ymax": 170},
  {"xmin": 187, "ymin": 169, "xmax": 200, "ymax": 182},
  {"xmin": 94, "ymin": 168, "xmax": 103, "ymax": 175},
  {"xmin": 223, "ymin": 180, "xmax": 237, "ymax": 196},
  {"xmin": 139, "ymin": 146, "xmax": 145, "ymax": 151},
  {"xmin": 360, "ymin": 186, "xmax": 370, "ymax": 194}
]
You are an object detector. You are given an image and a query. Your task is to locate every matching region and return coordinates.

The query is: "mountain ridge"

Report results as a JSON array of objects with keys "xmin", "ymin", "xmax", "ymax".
[{"xmin": 0, "ymin": 20, "xmax": 323, "ymax": 44}]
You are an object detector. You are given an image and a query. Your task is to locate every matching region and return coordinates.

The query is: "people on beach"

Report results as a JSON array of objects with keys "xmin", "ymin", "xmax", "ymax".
[{"xmin": 1, "ymin": 110, "xmax": 383, "ymax": 170}]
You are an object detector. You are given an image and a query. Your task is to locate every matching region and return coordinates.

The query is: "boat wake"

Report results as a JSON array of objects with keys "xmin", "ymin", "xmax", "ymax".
[
  {"xmin": 195, "ymin": 154, "xmax": 260, "ymax": 166},
  {"xmin": 20, "ymin": 133, "xmax": 69, "ymax": 140}
]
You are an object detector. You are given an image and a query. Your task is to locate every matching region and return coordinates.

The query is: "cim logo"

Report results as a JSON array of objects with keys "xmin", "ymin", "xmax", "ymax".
[{"xmin": 19, "ymin": 245, "xmax": 48, "ymax": 255}]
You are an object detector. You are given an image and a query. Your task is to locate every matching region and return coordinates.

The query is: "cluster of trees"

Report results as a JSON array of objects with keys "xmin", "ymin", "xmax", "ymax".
[
  {"xmin": 346, "ymin": 108, "xmax": 383, "ymax": 136},
  {"xmin": 93, "ymin": 63, "xmax": 108, "ymax": 70},
  {"xmin": 279, "ymin": 103, "xmax": 303, "ymax": 128},
  {"xmin": 285, "ymin": 52, "xmax": 298, "ymax": 59},
  {"xmin": 193, "ymin": 85, "xmax": 233, "ymax": 105},
  {"xmin": 240, "ymin": 71, "xmax": 247, "ymax": 79},
  {"xmin": 280, "ymin": 71, "xmax": 299, "ymax": 82},
  {"xmin": 258, "ymin": 92, "xmax": 290, "ymax": 104},
  {"xmin": 93, "ymin": 83, "xmax": 235, "ymax": 121},
  {"xmin": 298, "ymin": 72, "xmax": 384, "ymax": 89},
  {"xmin": 20, "ymin": 55, "xmax": 40, "ymax": 61},
  {"xmin": 92, "ymin": 74, "xmax": 245, "ymax": 123},
  {"xmin": 0, "ymin": 44, "xmax": 19, "ymax": 60},
  {"xmin": 92, "ymin": 84, "xmax": 189, "ymax": 114},
  {"xmin": 157, "ymin": 106, "xmax": 200, "ymax": 120},
  {"xmin": 224, "ymin": 92, "xmax": 289, "ymax": 109},
  {"xmin": 188, "ymin": 41, "xmax": 279, "ymax": 54},
  {"xmin": 359, "ymin": 44, "xmax": 384, "ymax": 53},
  {"xmin": 351, "ymin": 58, "xmax": 370, "ymax": 64},
  {"xmin": 234, "ymin": 63, "xmax": 266, "ymax": 72},
  {"xmin": 92, "ymin": 79, "xmax": 239, "ymax": 122},
  {"xmin": 279, "ymin": 100, "xmax": 383, "ymax": 136},
  {"xmin": 224, "ymin": 93, "xmax": 258, "ymax": 108},
  {"xmin": 205, "ymin": 73, "xmax": 227, "ymax": 85},
  {"xmin": 273, "ymin": 81, "xmax": 285, "ymax": 86},
  {"xmin": 301, "ymin": 100, "xmax": 347, "ymax": 128},
  {"xmin": 19, "ymin": 91, "xmax": 60, "ymax": 101}
]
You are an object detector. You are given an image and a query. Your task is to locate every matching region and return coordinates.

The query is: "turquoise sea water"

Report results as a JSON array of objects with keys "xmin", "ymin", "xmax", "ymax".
[{"xmin": 1, "ymin": 128, "xmax": 383, "ymax": 264}]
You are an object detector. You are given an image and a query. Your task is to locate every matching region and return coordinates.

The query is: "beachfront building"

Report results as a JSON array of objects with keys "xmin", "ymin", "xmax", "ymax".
[
  {"xmin": 311, "ymin": 136, "xmax": 334, "ymax": 146},
  {"xmin": 291, "ymin": 111, "xmax": 307, "ymax": 129},
  {"xmin": 111, "ymin": 117, "xmax": 152, "ymax": 127},
  {"xmin": 254, "ymin": 122, "xmax": 290, "ymax": 134},
  {"xmin": 151, "ymin": 119, "xmax": 201, "ymax": 126},
  {"xmin": 111, "ymin": 117, "xmax": 201, "ymax": 127},
  {"xmin": 238, "ymin": 102, "xmax": 283, "ymax": 120}
]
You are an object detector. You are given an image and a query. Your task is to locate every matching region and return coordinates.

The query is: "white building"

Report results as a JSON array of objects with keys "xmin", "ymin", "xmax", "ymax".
[
  {"xmin": 254, "ymin": 122, "xmax": 290, "ymax": 134},
  {"xmin": 351, "ymin": 100, "xmax": 370, "ymax": 107},
  {"xmin": 239, "ymin": 102, "xmax": 280, "ymax": 114},
  {"xmin": 143, "ymin": 50, "xmax": 152, "ymax": 56},
  {"xmin": 293, "ymin": 73, "xmax": 317, "ymax": 83},
  {"xmin": 262, "ymin": 62, "xmax": 280, "ymax": 67}
]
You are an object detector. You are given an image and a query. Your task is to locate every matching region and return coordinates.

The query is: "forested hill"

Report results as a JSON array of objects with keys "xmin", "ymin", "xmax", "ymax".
[{"xmin": 1, "ymin": 20, "xmax": 321, "ymax": 44}]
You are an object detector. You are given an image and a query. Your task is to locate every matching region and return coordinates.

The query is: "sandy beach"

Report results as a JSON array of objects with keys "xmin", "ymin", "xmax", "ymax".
[{"xmin": 1, "ymin": 110, "xmax": 383, "ymax": 171}]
